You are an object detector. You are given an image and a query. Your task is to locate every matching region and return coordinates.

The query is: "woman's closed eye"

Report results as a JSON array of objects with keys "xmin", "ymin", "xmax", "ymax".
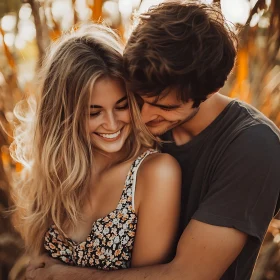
[
  {"xmin": 90, "ymin": 103, "xmax": 129, "ymax": 117},
  {"xmin": 90, "ymin": 111, "xmax": 101, "ymax": 117},
  {"xmin": 116, "ymin": 103, "xmax": 129, "ymax": 110}
]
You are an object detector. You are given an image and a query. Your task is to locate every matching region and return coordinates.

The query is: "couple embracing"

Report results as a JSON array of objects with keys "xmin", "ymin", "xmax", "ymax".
[{"xmin": 12, "ymin": 2, "xmax": 280, "ymax": 280}]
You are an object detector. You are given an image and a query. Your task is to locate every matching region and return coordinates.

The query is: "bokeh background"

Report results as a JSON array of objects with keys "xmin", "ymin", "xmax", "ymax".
[{"xmin": 0, "ymin": 0, "xmax": 280, "ymax": 279}]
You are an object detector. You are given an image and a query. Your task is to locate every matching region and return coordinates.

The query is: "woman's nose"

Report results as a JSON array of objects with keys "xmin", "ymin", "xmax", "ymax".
[{"xmin": 104, "ymin": 111, "xmax": 118, "ymax": 131}]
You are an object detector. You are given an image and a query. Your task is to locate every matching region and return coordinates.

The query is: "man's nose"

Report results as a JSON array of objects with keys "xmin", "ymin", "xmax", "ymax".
[{"xmin": 141, "ymin": 103, "xmax": 157, "ymax": 123}]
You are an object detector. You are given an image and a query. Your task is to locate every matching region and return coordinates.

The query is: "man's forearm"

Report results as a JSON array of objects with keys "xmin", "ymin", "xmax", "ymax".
[{"xmin": 56, "ymin": 262, "xmax": 179, "ymax": 280}]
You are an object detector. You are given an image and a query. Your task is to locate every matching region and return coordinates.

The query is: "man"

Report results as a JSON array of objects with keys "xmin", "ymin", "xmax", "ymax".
[{"xmin": 26, "ymin": 1, "xmax": 280, "ymax": 279}]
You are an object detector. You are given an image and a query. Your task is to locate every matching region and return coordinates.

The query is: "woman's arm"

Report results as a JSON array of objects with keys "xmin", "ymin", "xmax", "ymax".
[{"xmin": 131, "ymin": 153, "xmax": 181, "ymax": 267}]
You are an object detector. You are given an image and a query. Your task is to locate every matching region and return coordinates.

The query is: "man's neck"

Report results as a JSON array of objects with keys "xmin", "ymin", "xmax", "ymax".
[{"xmin": 172, "ymin": 93, "xmax": 233, "ymax": 146}]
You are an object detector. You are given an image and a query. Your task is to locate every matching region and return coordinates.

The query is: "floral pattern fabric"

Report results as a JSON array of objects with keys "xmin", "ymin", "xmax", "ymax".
[{"xmin": 44, "ymin": 149, "xmax": 158, "ymax": 270}]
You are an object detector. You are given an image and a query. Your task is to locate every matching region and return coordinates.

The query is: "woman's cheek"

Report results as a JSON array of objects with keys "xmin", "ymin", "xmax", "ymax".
[
  {"xmin": 88, "ymin": 118, "xmax": 101, "ymax": 131},
  {"xmin": 122, "ymin": 110, "xmax": 131, "ymax": 124}
]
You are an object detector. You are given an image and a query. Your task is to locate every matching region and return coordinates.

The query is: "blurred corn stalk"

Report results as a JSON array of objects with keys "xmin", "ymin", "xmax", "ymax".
[
  {"xmin": 225, "ymin": 0, "xmax": 280, "ymax": 127},
  {"xmin": 0, "ymin": 0, "xmax": 279, "ymax": 279}
]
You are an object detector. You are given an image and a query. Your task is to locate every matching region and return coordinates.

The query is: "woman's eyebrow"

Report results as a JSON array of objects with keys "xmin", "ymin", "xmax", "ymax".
[
  {"xmin": 116, "ymin": 96, "xmax": 127, "ymax": 104},
  {"xmin": 90, "ymin": 96, "xmax": 127, "ymax": 108}
]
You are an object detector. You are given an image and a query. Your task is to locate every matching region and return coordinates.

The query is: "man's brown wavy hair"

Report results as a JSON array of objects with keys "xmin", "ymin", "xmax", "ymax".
[{"xmin": 124, "ymin": 1, "xmax": 238, "ymax": 108}]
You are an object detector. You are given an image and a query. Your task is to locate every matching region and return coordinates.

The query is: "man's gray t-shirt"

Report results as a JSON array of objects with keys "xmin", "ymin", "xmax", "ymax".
[{"xmin": 162, "ymin": 100, "xmax": 280, "ymax": 280}]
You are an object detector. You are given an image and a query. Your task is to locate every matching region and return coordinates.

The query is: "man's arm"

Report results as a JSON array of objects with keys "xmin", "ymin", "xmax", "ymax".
[{"xmin": 27, "ymin": 220, "xmax": 247, "ymax": 280}]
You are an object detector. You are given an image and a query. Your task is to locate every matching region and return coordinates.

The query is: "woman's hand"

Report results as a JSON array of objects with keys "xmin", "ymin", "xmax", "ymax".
[{"xmin": 26, "ymin": 254, "xmax": 62, "ymax": 280}]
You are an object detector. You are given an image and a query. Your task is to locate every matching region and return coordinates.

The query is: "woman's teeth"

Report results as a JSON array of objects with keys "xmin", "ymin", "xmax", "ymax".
[{"xmin": 98, "ymin": 130, "xmax": 121, "ymax": 139}]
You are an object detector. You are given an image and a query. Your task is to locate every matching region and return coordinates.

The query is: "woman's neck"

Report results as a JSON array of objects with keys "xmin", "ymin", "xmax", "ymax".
[{"xmin": 91, "ymin": 148, "xmax": 127, "ymax": 175}]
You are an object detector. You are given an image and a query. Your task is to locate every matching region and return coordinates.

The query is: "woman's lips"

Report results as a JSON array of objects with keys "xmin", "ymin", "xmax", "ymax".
[{"xmin": 94, "ymin": 128, "xmax": 123, "ymax": 142}]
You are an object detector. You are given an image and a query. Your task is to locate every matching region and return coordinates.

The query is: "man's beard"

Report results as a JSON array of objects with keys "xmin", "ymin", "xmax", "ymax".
[{"xmin": 152, "ymin": 107, "xmax": 200, "ymax": 136}]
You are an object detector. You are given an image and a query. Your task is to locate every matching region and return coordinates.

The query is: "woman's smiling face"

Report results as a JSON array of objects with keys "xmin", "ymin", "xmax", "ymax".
[{"xmin": 88, "ymin": 77, "xmax": 131, "ymax": 154}]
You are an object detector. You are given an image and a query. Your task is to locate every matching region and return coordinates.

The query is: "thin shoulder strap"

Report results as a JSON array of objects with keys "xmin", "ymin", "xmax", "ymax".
[{"xmin": 130, "ymin": 149, "xmax": 158, "ymax": 211}]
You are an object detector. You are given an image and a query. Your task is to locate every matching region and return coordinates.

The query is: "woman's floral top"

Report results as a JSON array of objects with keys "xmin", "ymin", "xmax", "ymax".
[{"xmin": 44, "ymin": 149, "xmax": 158, "ymax": 270}]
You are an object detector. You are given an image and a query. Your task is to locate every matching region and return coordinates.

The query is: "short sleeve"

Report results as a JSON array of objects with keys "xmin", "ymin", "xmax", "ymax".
[{"xmin": 192, "ymin": 124, "xmax": 280, "ymax": 242}]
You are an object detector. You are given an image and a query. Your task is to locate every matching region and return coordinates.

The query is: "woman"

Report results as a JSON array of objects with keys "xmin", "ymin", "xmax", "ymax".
[{"xmin": 11, "ymin": 24, "xmax": 181, "ymax": 270}]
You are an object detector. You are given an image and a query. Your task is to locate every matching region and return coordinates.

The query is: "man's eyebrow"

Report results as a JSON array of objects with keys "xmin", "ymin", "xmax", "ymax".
[
  {"xmin": 145, "ymin": 101, "xmax": 180, "ymax": 110},
  {"xmin": 90, "ymin": 96, "xmax": 127, "ymax": 108}
]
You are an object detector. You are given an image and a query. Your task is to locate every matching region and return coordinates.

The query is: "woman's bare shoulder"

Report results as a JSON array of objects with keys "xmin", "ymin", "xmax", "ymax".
[
  {"xmin": 140, "ymin": 152, "xmax": 181, "ymax": 178},
  {"xmin": 136, "ymin": 152, "xmax": 181, "ymax": 197}
]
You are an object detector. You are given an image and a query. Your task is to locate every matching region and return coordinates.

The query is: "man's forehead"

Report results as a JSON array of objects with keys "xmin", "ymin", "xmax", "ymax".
[{"xmin": 140, "ymin": 91, "xmax": 182, "ymax": 105}]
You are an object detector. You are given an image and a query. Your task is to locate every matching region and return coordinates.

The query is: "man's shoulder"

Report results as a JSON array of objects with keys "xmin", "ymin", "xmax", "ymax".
[
  {"xmin": 226, "ymin": 124, "xmax": 280, "ymax": 163},
  {"xmin": 232, "ymin": 100, "xmax": 280, "ymax": 141},
  {"xmin": 202, "ymin": 100, "xmax": 280, "ymax": 171},
  {"xmin": 214, "ymin": 100, "xmax": 280, "ymax": 147}
]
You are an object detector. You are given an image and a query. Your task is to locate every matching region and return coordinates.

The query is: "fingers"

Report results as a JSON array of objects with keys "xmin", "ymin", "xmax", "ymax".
[
  {"xmin": 28, "ymin": 259, "xmax": 45, "ymax": 270},
  {"xmin": 29, "ymin": 254, "xmax": 59, "ymax": 268},
  {"xmin": 25, "ymin": 254, "xmax": 49, "ymax": 280},
  {"xmin": 26, "ymin": 254, "xmax": 61, "ymax": 280},
  {"xmin": 26, "ymin": 265, "xmax": 41, "ymax": 280}
]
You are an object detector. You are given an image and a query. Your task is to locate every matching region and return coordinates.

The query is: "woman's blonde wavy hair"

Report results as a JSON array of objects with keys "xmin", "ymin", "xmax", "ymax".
[{"xmin": 10, "ymin": 24, "xmax": 155, "ymax": 256}]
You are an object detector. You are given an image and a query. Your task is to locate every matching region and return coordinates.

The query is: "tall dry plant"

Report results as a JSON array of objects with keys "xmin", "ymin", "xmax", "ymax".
[{"xmin": 225, "ymin": 0, "xmax": 280, "ymax": 128}]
